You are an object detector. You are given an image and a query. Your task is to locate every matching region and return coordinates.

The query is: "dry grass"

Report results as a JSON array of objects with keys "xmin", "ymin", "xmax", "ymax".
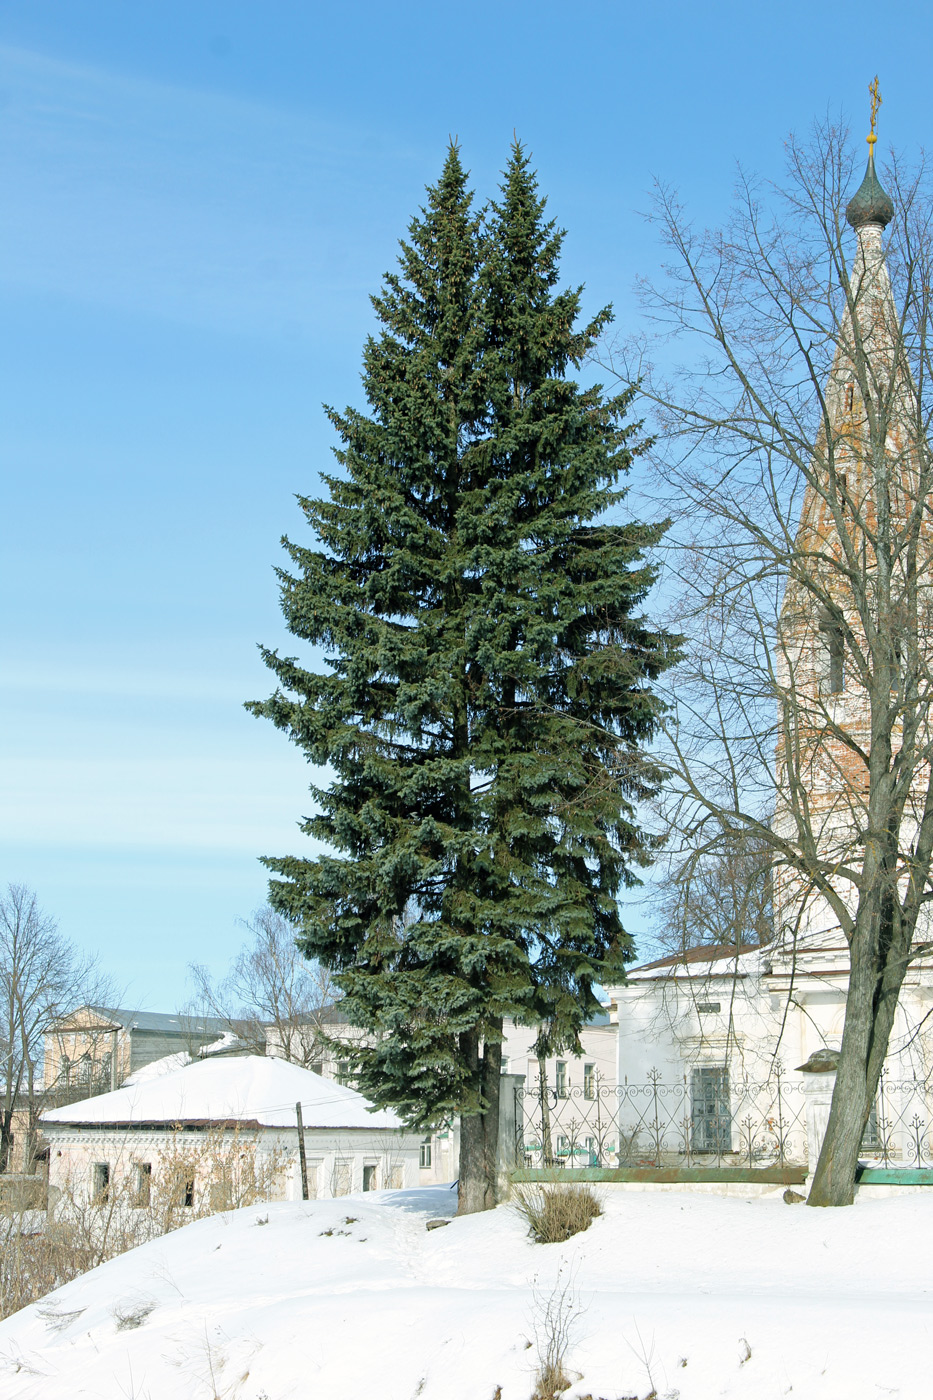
[{"xmin": 513, "ymin": 1184, "xmax": 602, "ymax": 1244}]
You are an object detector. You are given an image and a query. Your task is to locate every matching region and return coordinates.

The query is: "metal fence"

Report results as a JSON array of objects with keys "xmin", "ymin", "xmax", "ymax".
[
  {"xmin": 516, "ymin": 1068, "xmax": 808, "ymax": 1173},
  {"xmin": 515, "ymin": 1066, "xmax": 933, "ymax": 1177},
  {"xmin": 860, "ymin": 1069, "xmax": 933, "ymax": 1170}
]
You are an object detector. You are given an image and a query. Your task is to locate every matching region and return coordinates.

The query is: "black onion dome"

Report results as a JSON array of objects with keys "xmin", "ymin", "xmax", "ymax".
[{"xmin": 846, "ymin": 145, "xmax": 894, "ymax": 230}]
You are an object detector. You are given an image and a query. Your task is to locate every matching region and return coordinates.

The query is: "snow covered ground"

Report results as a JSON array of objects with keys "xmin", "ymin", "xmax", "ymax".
[{"xmin": 1, "ymin": 1183, "xmax": 931, "ymax": 1399}]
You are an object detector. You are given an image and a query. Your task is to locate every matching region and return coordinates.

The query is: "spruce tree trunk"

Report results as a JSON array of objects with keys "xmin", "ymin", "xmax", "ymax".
[
  {"xmin": 457, "ymin": 1022, "xmax": 503, "ymax": 1215},
  {"xmin": 481, "ymin": 1022, "xmax": 502, "ymax": 1204}
]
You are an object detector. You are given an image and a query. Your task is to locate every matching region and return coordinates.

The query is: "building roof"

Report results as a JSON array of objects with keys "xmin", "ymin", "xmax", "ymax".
[
  {"xmin": 51, "ymin": 1006, "xmax": 231, "ymax": 1037},
  {"xmin": 625, "ymin": 942, "xmax": 763, "ymax": 979},
  {"xmin": 41, "ymin": 1054, "xmax": 405, "ymax": 1132}
]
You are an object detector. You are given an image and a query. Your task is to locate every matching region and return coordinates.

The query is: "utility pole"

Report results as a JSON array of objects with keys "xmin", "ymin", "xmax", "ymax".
[{"xmin": 295, "ymin": 1101, "xmax": 309, "ymax": 1200}]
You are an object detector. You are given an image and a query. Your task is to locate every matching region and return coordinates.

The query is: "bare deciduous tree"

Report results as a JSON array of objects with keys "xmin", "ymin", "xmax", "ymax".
[
  {"xmin": 0, "ymin": 883, "xmax": 107, "ymax": 1173},
  {"xmin": 650, "ymin": 828, "xmax": 773, "ymax": 959},
  {"xmin": 603, "ymin": 114, "xmax": 933, "ymax": 1205},
  {"xmin": 188, "ymin": 905, "xmax": 340, "ymax": 1068}
]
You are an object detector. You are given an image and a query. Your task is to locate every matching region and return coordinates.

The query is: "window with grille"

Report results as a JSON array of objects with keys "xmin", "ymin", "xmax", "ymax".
[{"xmin": 690, "ymin": 1066, "xmax": 732, "ymax": 1153}]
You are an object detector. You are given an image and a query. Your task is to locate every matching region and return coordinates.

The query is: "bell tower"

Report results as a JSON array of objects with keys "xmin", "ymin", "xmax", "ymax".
[{"xmin": 770, "ymin": 83, "xmax": 929, "ymax": 971}]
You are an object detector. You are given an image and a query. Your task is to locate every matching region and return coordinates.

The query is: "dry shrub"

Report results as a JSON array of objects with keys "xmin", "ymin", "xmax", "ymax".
[
  {"xmin": 0, "ymin": 1215, "xmax": 92, "ymax": 1320},
  {"xmin": 529, "ymin": 1261, "xmax": 583, "ymax": 1400},
  {"xmin": 514, "ymin": 1185, "xmax": 602, "ymax": 1244}
]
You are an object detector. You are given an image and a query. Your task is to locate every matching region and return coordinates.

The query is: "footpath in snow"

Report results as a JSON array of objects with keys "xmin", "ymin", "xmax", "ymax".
[{"xmin": 1, "ymin": 1184, "xmax": 931, "ymax": 1399}]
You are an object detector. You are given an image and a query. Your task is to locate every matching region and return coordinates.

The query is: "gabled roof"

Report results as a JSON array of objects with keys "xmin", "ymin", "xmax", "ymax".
[
  {"xmin": 40, "ymin": 1054, "xmax": 404, "ymax": 1131},
  {"xmin": 625, "ymin": 943, "xmax": 763, "ymax": 980}
]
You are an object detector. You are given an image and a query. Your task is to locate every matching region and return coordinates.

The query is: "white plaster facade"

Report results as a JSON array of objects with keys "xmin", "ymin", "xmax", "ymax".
[{"xmin": 41, "ymin": 1053, "xmax": 421, "ymax": 1212}]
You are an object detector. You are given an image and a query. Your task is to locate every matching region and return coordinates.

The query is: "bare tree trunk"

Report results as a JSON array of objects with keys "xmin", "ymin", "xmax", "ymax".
[
  {"xmin": 809, "ymin": 883, "xmax": 911, "ymax": 1204},
  {"xmin": 0, "ymin": 1111, "xmax": 13, "ymax": 1175}
]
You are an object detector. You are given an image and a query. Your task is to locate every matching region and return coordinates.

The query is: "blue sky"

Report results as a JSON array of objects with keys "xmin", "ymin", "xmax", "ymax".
[{"xmin": 1, "ymin": 0, "xmax": 930, "ymax": 1009}]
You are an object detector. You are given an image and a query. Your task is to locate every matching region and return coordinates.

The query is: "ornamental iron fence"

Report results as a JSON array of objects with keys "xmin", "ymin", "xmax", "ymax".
[
  {"xmin": 860, "ymin": 1068, "xmax": 933, "ymax": 1169},
  {"xmin": 516, "ymin": 1067, "xmax": 807, "ymax": 1172},
  {"xmin": 515, "ymin": 1066, "xmax": 933, "ymax": 1175}
]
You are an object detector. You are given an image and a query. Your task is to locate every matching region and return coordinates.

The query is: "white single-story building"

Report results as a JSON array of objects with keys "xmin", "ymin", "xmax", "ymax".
[
  {"xmin": 599, "ymin": 938, "xmax": 933, "ymax": 1169},
  {"xmin": 41, "ymin": 1050, "xmax": 423, "ymax": 1212}
]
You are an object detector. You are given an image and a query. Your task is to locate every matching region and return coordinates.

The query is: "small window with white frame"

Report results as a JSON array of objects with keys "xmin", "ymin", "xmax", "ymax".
[
  {"xmin": 91, "ymin": 1162, "xmax": 110, "ymax": 1203},
  {"xmin": 132, "ymin": 1161, "xmax": 152, "ymax": 1207}
]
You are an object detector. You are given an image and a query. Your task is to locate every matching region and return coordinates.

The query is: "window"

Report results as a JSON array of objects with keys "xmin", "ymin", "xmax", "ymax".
[
  {"xmin": 555, "ymin": 1061, "xmax": 567, "ymax": 1098},
  {"xmin": 132, "ymin": 1162, "xmax": 152, "ymax": 1208},
  {"xmin": 861, "ymin": 1102, "xmax": 881, "ymax": 1153},
  {"xmin": 584, "ymin": 1136, "xmax": 597, "ymax": 1166},
  {"xmin": 690, "ymin": 1066, "xmax": 732, "ymax": 1154},
  {"xmin": 332, "ymin": 1159, "xmax": 352, "ymax": 1196},
  {"xmin": 845, "ymin": 383, "xmax": 854, "ymax": 413},
  {"xmin": 61, "ymin": 1054, "xmax": 71, "ymax": 1086},
  {"xmin": 209, "ymin": 1175, "xmax": 232, "ymax": 1211},
  {"xmin": 363, "ymin": 1165, "xmax": 377, "ymax": 1192},
  {"xmin": 91, "ymin": 1162, "xmax": 110, "ymax": 1203},
  {"xmin": 820, "ymin": 615, "xmax": 845, "ymax": 694},
  {"xmin": 335, "ymin": 1061, "xmax": 352, "ymax": 1087},
  {"xmin": 556, "ymin": 1135, "xmax": 569, "ymax": 1158},
  {"xmin": 309, "ymin": 1060, "xmax": 324, "ymax": 1078},
  {"xmin": 696, "ymin": 1002, "xmax": 721, "ymax": 1014},
  {"xmin": 78, "ymin": 1054, "xmax": 93, "ymax": 1085},
  {"xmin": 172, "ymin": 1169, "xmax": 195, "ymax": 1208},
  {"xmin": 583, "ymin": 1064, "xmax": 596, "ymax": 1099},
  {"xmin": 419, "ymin": 1140, "xmax": 432, "ymax": 1169}
]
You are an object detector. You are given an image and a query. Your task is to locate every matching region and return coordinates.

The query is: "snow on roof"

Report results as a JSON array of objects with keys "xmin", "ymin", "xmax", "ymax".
[
  {"xmin": 41, "ymin": 1054, "xmax": 405, "ymax": 1131},
  {"xmin": 623, "ymin": 942, "xmax": 764, "ymax": 981},
  {"xmin": 122, "ymin": 1051, "xmax": 193, "ymax": 1085}
]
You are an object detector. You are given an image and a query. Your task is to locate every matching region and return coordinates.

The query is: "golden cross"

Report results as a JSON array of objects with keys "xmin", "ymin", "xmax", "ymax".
[{"xmin": 868, "ymin": 76, "xmax": 882, "ymax": 148}]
